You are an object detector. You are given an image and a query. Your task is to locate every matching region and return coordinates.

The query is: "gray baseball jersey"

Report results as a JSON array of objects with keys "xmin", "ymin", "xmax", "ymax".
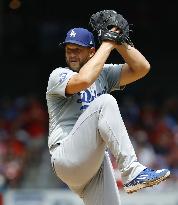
[{"xmin": 46, "ymin": 63, "xmax": 123, "ymax": 151}]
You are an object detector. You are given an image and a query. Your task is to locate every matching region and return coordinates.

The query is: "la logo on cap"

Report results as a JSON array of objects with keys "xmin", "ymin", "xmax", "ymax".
[{"xmin": 70, "ymin": 29, "xmax": 76, "ymax": 37}]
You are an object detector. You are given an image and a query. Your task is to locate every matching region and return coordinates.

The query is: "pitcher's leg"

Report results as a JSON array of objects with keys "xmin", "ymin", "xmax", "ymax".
[
  {"xmin": 51, "ymin": 93, "xmax": 170, "ymax": 197},
  {"xmin": 52, "ymin": 93, "xmax": 144, "ymax": 188},
  {"xmin": 95, "ymin": 94, "xmax": 170, "ymax": 193},
  {"xmin": 82, "ymin": 152, "xmax": 121, "ymax": 205},
  {"xmin": 95, "ymin": 94, "xmax": 145, "ymax": 183},
  {"xmin": 52, "ymin": 110, "xmax": 106, "ymax": 192}
]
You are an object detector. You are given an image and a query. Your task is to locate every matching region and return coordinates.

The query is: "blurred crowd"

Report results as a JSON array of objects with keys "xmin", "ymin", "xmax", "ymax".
[
  {"xmin": 0, "ymin": 93, "xmax": 178, "ymax": 191},
  {"xmin": 0, "ymin": 95, "xmax": 48, "ymax": 191}
]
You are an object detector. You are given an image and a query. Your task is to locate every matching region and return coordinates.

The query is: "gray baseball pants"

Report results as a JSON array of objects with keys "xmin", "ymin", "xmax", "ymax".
[{"xmin": 50, "ymin": 94, "xmax": 145, "ymax": 205}]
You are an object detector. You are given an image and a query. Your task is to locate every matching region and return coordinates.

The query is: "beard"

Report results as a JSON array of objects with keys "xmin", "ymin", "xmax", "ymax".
[
  {"xmin": 67, "ymin": 61, "xmax": 81, "ymax": 72},
  {"xmin": 66, "ymin": 56, "xmax": 89, "ymax": 72}
]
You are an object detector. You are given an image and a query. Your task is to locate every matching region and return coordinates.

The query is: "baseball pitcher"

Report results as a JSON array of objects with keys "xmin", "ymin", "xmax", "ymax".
[{"xmin": 46, "ymin": 10, "xmax": 170, "ymax": 205}]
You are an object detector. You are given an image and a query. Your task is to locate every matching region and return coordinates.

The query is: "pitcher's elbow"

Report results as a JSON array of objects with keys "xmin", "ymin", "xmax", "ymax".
[{"xmin": 143, "ymin": 61, "xmax": 151, "ymax": 75}]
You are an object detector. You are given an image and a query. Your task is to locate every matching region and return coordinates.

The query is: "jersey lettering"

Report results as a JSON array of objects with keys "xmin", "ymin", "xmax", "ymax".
[{"xmin": 77, "ymin": 86, "xmax": 107, "ymax": 110}]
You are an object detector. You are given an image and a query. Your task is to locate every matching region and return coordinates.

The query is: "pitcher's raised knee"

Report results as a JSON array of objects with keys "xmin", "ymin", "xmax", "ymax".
[{"xmin": 98, "ymin": 94, "xmax": 118, "ymax": 107}]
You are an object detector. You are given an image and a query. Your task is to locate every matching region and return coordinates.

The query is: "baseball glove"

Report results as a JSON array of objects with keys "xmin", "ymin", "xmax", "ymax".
[{"xmin": 89, "ymin": 10, "xmax": 134, "ymax": 46}]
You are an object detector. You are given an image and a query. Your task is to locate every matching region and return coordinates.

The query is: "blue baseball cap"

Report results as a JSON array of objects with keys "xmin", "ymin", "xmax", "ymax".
[{"xmin": 61, "ymin": 27, "xmax": 95, "ymax": 48}]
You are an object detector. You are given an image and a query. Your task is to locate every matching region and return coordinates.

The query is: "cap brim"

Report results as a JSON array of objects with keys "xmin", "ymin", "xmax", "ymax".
[{"xmin": 59, "ymin": 40, "xmax": 94, "ymax": 47}]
